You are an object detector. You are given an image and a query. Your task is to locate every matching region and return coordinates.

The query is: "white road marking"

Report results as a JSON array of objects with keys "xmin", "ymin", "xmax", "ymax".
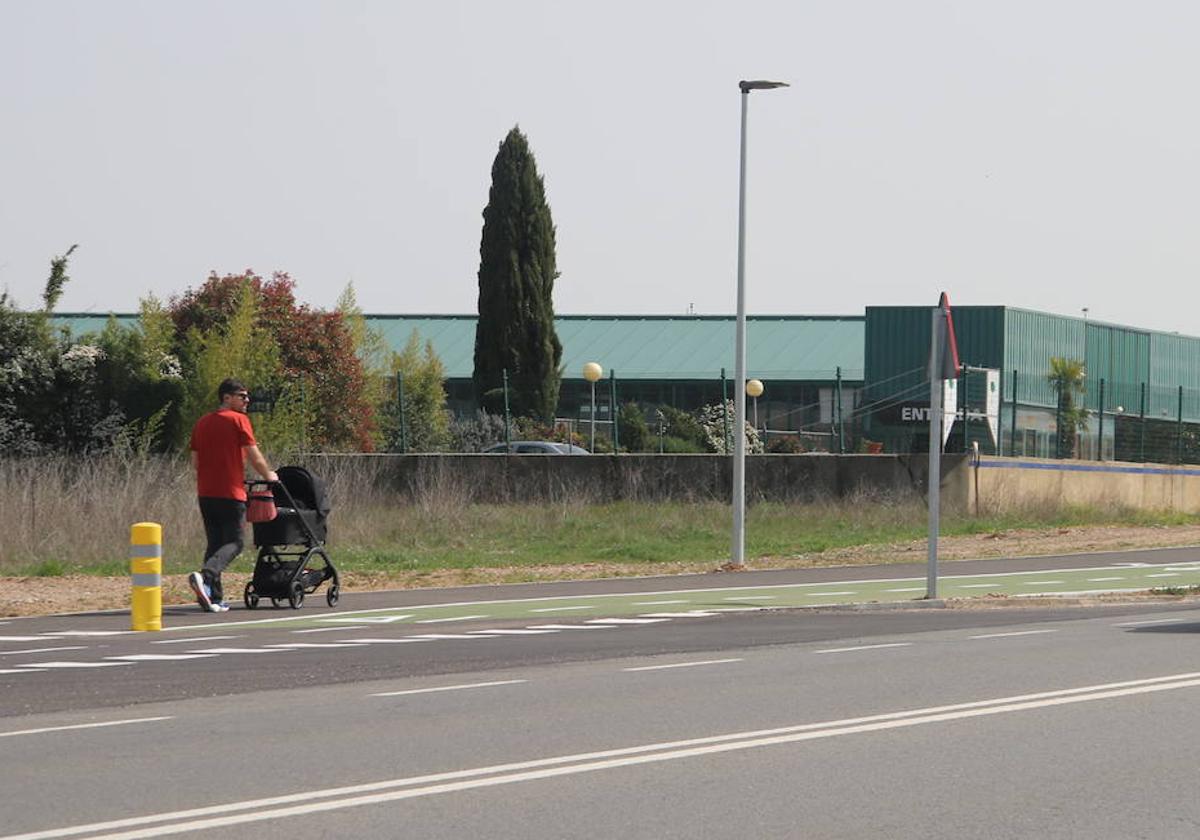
[
  {"xmin": 0, "ymin": 646, "xmax": 88, "ymax": 656},
  {"xmin": 342, "ymin": 638, "xmax": 431, "ymax": 644},
  {"xmin": 1146, "ymin": 573, "xmax": 1180, "ymax": 578},
  {"xmin": 724, "ymin": 596, "xmax": 775, "ymax": 601},
  {"xmin": 187, "ymin": 648, "xmax": 292, "ymax": 654},
  {"xmin": 633, "ymin": 600, "xmax": 689, "ymax": 606},
  {"xmin": 322, "ymin": 615, "xmax": 412, "ymax": 624},
  {"xmin": 25, "ymin": 673, "xmax": 1200, "ymax": 840},
  {"xmin": 885, "ymin": 588, "xmax": 926, "ymax": 593},
  {"xmin": 1086, "ymin": 577, "xmax": 1125, "ymax": 582},
  {"xmin": 105, "ymin": 654, "xmax": 219, "ymax": 662},
  {"xmin": 806, "ymin": 591, "xmax": 856, "ymax": 597},
  {"xmin": 623, "ymin": 658, "xmax": 743, "ymax": 672},
  {"xmin": 0, "ymin": 669, "xmax": 44, "ymax": 675},
  {"xmin": 815, "ymin": 643, "xmax": 912, "ymax": 654},
  {"xmin": 1022, "ymin": 580, "xmax": 1065, "ymax": 585},
  {"xmin": 0, "ymin": 716, "xmax": 173, "ymax": 739},
  {"xmin": 371, "ymin": 679, "xmax": 528, "ymax": 697},
  {"xmin": 957, "ymin": 584, "xmax": 998, "ymax": 589},
  {"xmin": 0, "ymin": 636, "xmax": 47, "ymax": 642},
  {"xmin": 42, "ymin": 631, "xmax": 130, "ymax": 637},
  {"xmin": 639, "ymin": 611, "xmax": 720, "ymax": 618},
  {"xmin": 414, "ymin": 615, "xmax": 489, "ymax": 624},
  {"xmin": 525, "ymin": 624, "xmax": 612, "ymax": 630},
  {"xmin": 529, "ymin": 606, "xmax": 594, "ymax": 613},
  {"xmin": 1112, "ymin": 618, "xmax": 1187, "ymax": 627},
  {"xmin": 292, "ymin": 626, "xmax": 370, "ymax": 634},
  {"xmin": 585, "ymin": 618, "xmax": 670, "ymax": 625},
  {"xmin": 14, "ymin": 661, "xmax": 132, "ymax": 669},
  {"xmin": 152, "ymin": 635, "xmax": 242, "ymax": 645},
  {"xmin": 711, "ymin": 607, "xmax": 766, "ymax": 612},
  {"xmin": 404, "ymin": 633, "xmax": 498, "ymax": 640},
  {"xmin": 265, "ymin": 643, "xmax": 370, "ymax": 649},
  {"xmin": 968, "ymin": 630, "xmax": 1060, "ymax": 640},
  {"xmin": 466, "ymin": 629, "xmax": 558, "ymax": 635}
]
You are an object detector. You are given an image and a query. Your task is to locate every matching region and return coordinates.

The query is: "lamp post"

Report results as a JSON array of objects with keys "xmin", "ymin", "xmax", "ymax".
[
  {"xmin": 746, "ymin": 378, "xmax": 764, "ymax": 437},
  {"xmin": 731, "ymin": 79, "xmax": 788, "ymax": 570},
  {"xmin": 582, "ymin": 362, "xmax": 603, "ymax": 452}
]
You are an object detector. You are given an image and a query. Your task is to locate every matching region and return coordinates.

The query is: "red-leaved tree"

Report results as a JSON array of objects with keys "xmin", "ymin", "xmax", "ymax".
[{"xmin": 170, "ymin": 271, "xmax": 375, "ymax": 451}]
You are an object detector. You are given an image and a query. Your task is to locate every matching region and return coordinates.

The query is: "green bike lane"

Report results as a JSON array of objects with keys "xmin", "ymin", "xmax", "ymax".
[{"xmin": 162, "ymin": 558, "xmax": 1200, "ymax": 635}]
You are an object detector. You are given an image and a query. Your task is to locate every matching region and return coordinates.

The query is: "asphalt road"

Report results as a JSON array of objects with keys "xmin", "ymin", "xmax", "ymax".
[{"xmin": 3, "ymin": 549, "xmax": 1200, "ymax": 838}]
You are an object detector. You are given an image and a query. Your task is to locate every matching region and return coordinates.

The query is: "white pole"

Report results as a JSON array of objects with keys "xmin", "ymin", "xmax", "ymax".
[
  {"xmin": 927, "ymin": 307, "xmax": 942, "ymax": 599},
  {"xmin": 731, "ymin": 89, "xmax": 750, "ymax": 568},
  {"xmin": 590, "ymin": 381, "xmax": 597, "ymax": 453}
]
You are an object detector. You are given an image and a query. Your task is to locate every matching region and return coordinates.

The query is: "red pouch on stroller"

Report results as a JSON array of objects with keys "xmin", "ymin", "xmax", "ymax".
[{"xmin": 246, "ymin": 486, "xmax": 277, "ymax": 523}]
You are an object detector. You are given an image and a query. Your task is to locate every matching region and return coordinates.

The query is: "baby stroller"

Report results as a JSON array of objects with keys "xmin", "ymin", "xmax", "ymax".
[{"xmin": 244, "ymin": 466, "xmax": 340, "ymax": 610}]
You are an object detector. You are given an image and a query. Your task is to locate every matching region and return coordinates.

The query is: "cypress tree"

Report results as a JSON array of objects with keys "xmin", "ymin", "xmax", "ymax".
[{"xmin": 473, "ymin": 126, "xmax": 562, "ymax": 421}]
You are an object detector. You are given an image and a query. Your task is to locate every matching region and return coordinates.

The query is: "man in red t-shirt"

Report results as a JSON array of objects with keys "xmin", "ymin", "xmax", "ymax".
[{"xmin": 187, "ymin": 378, "xmax": 277, "ymax": 612}]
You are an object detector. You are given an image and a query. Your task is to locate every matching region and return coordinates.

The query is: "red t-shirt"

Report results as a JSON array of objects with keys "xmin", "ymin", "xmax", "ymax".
[{"xmin": 190, "ymin": 409, "xmax": 257, "ymax": 501}]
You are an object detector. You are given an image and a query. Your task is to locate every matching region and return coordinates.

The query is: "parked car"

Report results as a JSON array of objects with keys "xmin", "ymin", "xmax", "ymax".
[{"xmin": 483, "ymin": 441, "xmax": 590, "ymax": 454}]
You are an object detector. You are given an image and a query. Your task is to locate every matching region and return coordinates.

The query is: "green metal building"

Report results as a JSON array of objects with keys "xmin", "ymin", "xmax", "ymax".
[{"xmin": 863, "ymin": 306, "xmax": 1200, "ymax": 461}]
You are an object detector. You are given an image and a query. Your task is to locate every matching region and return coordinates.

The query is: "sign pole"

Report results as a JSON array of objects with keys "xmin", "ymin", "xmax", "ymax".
[{"xmin": 927, "ymin": 307, "xmax": 942, "ymax": 599}]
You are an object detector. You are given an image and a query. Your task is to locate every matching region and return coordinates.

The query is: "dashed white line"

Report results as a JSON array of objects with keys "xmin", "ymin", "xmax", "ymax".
[
  {"xmin": 529, "ymin": 606, "xmax": 594, "ymax": 613},
  {"xmin": 152, "ymin": 635, "xmax": 242, "ymax": 645},
  {"xmin": 0, "ymin": 668, "xmax": 44, "ymax": 675},
  {"xmin": 957, "ymin": 584, "xmax": 997, "ymax": 589},
  {"xmin": 342, "ymin": 638, "xmax": 430, "ymax": 644},
  {"xmin": 15, "ymin": 661, "xmax": 132, "ymax": 669},
  {"xmin": 633, "ymin": 600, "xmax": 690, "ymax": 606},
  {"xmin": 0, "ymin": 716, "xmax": 173, "ymax": 738},
  {"xmin": 525, "ymin": 624, "xmax": 612, "ymax": 630},
  {"xmin": 188, "ymin": 648, "xmax": 293, "ymax": 654},
  {"xmin": 0, "ymin": 646, "xmax": 88, "ymax": 656},
  {"xmin": 1086, "ymin": 577, "xmax": 1125, "ymax": 582},
  {"xmin": 292, "ymin": 626, "xmax": 370, "ymax": 634},
  {"xmin": 886, "ymin": 588, "xmax": 926, "ymax": 593},
  {"xmin": 623, "ymin": 658, "xmax": 744, "ymax": 672},
  {"xmin": 105, "ymin": 654, "xmax": 219, "ymax": 661},
  {"xmin": 724, "ymin": 596, "xmax": 775, "ymax": 601},
  {"xmin": 586, "ymin": 618, "xmax": 671, "ymax": 625},
  {"xmin": 968, "ymin": 630, "xmax": 1060, "ymax": 640},
  {"xmin": 1023, "ymin": 580, "xmax": 1065, "ymax": 586},
  {"xmin": 639, "ymin": 611, "xmax": 720, "ymax": 618},
  {"xmin": 1146, "ymin": 573, "xmax": 1180, "ymax": 578},
  {"xmin": 371, "ymin": 679, "xmax": 528, "ymax": 697},
  {"xmin": 42, "ymin": 631, "xmax": 130, "ymax": 637},
  {"xmin": 0, "ymin": 636, "xmax": 46, "ymax": 642},
  {"xmin": 404, "ymin": 633, "xmax": 498, "ymax": 641},
  {"xmin": 414, "ymin": 615, "xmax": 490, "ymax": 624},
  {"xmin": 1113, "ymin": 618, "xmax": 1187, "ymax": 628},
  {"xmin": 806, "ymin": 591, "xmax": 856, "ymax": 597},
  {"xmin": 815, "ymin": 643, "xmax": 912, "ymax": 654},
  {"xmin": 266, "ymin": 643, "xmax": 370, "ymax": 649},
  {"xmin": 467, "ymin": 629, "xmax": 558, "ymax": 636}
]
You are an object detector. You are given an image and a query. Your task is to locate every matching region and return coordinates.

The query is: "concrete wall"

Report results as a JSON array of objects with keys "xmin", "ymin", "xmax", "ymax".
[
  {"xmin": 970, "ymin": 456, "xmax": 1200, "ymax": 513},
  {"xmin": 302, "ymin": 453, "xmax": 972, "ymax": 507}
]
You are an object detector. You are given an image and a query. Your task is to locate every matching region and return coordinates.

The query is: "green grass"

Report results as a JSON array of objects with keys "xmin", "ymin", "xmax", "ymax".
[{"xmin": 0, "ymin": 494, "xmax": 1195, "ymax": 580}]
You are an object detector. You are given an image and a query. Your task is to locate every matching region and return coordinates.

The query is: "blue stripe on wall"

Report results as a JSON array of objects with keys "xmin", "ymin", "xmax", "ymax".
[{"xmin": 978, "ymin": 459, "xmax": 1200, "ymax": 477}]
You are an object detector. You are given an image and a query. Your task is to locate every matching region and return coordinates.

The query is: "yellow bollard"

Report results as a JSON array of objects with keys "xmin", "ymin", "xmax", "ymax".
[{"xmin": 130, "ymin": 522, "xmax": 163, "ymax": 631}]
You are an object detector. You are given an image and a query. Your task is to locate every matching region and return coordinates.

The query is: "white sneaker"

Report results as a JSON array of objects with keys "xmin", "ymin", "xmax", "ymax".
[
  {"xmin": 188, "ymin": 572, "xmax": 213, "ymax": 612},
  {"xmin": 209, "ymin": 601, "xmax": 230, "ymax": 613}
]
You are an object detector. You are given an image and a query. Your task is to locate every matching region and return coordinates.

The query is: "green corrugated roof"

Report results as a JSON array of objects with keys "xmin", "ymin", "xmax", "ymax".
[{"xmin": 50, "ymin": 313, "xmax": 865, "ymax": 382}]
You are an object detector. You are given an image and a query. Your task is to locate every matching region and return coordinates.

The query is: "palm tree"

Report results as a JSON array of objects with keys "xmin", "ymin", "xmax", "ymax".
[{"xmin": 1047, "ymin": 357, "xmax": 1087, "ymax": 458}]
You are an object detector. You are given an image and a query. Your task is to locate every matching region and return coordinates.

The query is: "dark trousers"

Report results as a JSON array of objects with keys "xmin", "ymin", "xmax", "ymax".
[{"xmin": 198, "ymin": 497, "xmax": 246, "ymax": 601}]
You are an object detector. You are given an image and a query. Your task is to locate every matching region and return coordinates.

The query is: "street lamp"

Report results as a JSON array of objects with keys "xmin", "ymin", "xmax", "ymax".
[
  {"xmin": 583, "ymin": 362, "xmax": 603, "ymax": 452},
  {"xmin": 731, "ymin": 79, "xmax": 788, "ymax": 570},
  {"xmin": 746, "ymin": 378, "xmax": 764, "ymax": 436}
]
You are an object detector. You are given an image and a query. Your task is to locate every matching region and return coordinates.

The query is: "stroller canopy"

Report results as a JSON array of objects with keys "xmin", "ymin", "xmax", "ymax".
[{"xmin": 275, "ymin": 466, "xmax": 331, "ymax": 519}]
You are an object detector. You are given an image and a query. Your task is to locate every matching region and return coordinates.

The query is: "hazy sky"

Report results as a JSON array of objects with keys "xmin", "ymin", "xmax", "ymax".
[{"xmin": 3, "ymin": 1, "xmax": 1199, "ymax": 333}]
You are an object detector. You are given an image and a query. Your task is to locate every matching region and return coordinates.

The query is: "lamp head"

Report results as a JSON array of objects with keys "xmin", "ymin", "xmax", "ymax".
[
  {"xmin": 582, "ymin": 362, "xmax": 603, "ymax": 383},
  {"xmin": 739, "ymin": 80, "xmax": 789, "ymax": 92},
  {"xmin": 746, "ymin": 379, "xmax": 764, "ymax": 398}
]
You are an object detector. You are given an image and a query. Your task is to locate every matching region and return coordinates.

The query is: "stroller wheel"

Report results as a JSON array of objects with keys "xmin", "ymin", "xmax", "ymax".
[
  {"xmin": 270, "ymin": 597, "xmax": 283, "ymax": 609},
  {"xmin": 244, "ymin": 583, "xmax": 259, "ymax": 610},
  {"xmin": 326, "ymin": 582, "xmax": 340, "ymax": 608},
  {"xmin": 288, "ymin": 580, "xmax": 305, "ymax": 609}
]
